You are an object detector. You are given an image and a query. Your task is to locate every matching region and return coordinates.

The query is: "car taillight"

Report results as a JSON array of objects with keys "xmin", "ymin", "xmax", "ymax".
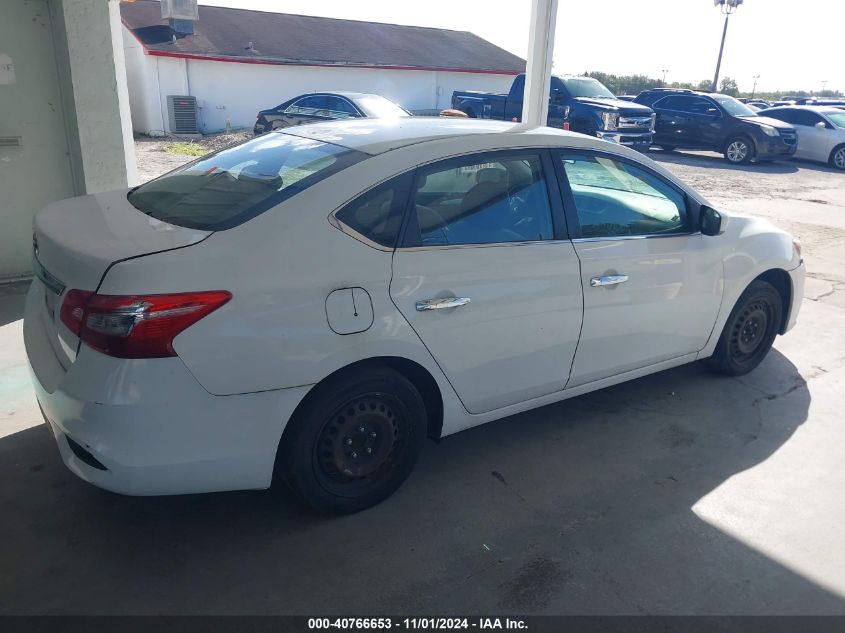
[
  {"xmin": 59, "ymin": 289, "xmax": 93, "ymax": 336},
  {"xmin": 60, "ymin": 290, "xmax": 231, "ymax": 358}
]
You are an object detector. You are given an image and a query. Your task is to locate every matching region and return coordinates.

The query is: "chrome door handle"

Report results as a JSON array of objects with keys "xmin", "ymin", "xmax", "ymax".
[
  {"xmin": 415, "ymin": 297, "xmax": 471, "ymax": 311},
  {"xmin": 590, "ymin": 275, "xmax": 629, "ymax": 287}
]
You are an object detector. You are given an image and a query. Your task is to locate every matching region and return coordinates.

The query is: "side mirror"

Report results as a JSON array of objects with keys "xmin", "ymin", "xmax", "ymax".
[
  {"xmin": 700, "ymin": 206, "xmax": 723, "ymax": 236},
  {"xmin": 815, "ymin": 121, "xmax": 827, "ymax": 129}
]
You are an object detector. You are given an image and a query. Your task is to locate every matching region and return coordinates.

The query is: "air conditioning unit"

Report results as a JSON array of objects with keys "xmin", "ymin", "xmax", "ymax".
[
  {"xmin": 167, "ymin": 95, "xmax": 199, "ymax": 135},
  {"xmin": 161, "ymin": 0, "xmax": 198, "ymax": 20}
]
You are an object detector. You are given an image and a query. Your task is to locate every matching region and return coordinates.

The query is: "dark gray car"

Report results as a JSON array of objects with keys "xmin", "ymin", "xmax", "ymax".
[{"xmin": 253, "ymin": 92, "xmax": 409, "ymax": 134}]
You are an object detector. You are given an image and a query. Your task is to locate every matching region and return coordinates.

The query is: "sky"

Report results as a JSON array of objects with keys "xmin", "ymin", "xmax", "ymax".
[{"xmin": 197, "ymin": 0, "xmax": 842, "ymax": 94}]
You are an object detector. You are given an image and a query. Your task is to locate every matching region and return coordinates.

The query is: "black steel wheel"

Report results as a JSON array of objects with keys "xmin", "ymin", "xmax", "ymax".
[
  {"xmin": 275, "ymin": 366, "xmax": 427, "ymax": 513},
  {"xmin": 704, "ymin": 280, "xmax": 783, "ymax": 376}
]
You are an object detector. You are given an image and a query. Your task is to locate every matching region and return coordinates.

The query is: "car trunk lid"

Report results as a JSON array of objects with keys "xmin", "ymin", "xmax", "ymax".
[{"xmin": 32, "ymin": 189, "xmax": 210, "ymax": 369}]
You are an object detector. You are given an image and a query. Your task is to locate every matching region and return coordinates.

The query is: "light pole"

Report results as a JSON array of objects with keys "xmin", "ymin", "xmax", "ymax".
[
  {"xmin": 662, "ymin": 69, "xmax": 669, "ymax": 86},
  {"xmin": 711, "ymin": 0, "xmax": 744, "ymax": 93},
  {"xmin": 751, "ymin": 74, "xmax": 760, "ymax": 98},
  {"xmin": 822, "ymin": 80, "xmax": 828, "ymax": 96}
]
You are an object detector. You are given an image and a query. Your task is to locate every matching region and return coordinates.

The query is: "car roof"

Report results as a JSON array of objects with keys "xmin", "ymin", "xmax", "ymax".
[{"xmin": 279, "ymin": 117, "xmax": 581, "ymax": 155}]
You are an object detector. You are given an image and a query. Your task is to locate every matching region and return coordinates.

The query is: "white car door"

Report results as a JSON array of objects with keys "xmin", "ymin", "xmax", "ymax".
[
  {"xmin": 554, "ymin": 150, "xmax": 724, "ymax": 388},
  {"xmin": 390, "ymin": 151, "xmax": 583, "ymax": 414}
]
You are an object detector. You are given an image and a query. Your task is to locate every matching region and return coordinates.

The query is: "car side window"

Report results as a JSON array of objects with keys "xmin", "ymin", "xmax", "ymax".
[
  {"xmin": 688, "ymin": 97, "xmax": 719, "ymax": 116},
  {"xmin": 763, "ymin": 109, "xmax": 795, "ymax": 124},
  {"xmin": 656, "ymin": 96, "xmax": 693, "ymax": 112},
  {"xmin": 560, "ymin": 153, "xmax": 688, "ymax": 239},
  {"xmin": 335, "ymin": 173, "xmax": 412, "ymax": 248},
  {"xmin": 405, "ymin": 153, "xmax": 555, "ymax": 247},
  {"xmin": 285, "ymin": 95, "xmax": 328, "ymax": 115},
  {"xmin": 328, "ymin": 97, "xmax": 360, "ymax": 117},
  {"xmin": 794, "ymin": 110, "xmax": 824, "ymax": 127}
]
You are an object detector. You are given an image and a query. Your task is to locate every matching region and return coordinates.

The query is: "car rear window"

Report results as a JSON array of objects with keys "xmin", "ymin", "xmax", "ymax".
[{"xmin": 127, "ymin": 133, "xmax": 366, "ymax": 230}]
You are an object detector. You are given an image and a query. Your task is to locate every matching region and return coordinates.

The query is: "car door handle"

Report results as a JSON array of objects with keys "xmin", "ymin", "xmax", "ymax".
[
  {"xmin": 590, "ymin": 275, "xmax": 628, "ymax": 287},
  {"xmin": 415, "ymin": 297, "xmax": 471, "ymax": 311}
]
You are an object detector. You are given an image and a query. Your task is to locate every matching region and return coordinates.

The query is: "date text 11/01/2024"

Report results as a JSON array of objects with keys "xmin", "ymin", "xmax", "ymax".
[{"xmin": 307, "ymin": 618, "xmax": 528, "ymax": 630}]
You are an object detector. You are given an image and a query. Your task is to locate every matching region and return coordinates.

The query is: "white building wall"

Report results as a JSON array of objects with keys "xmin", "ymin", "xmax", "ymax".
[
  {"xmin": 123, "ymin": 25, "xmax": 164, "ymax": 135},
  {"xmin": 1, "ymin": 0, "xmax": 135, "ymax": 279},
  {"xmin": 121, "ymin": 37, "xmax": 517, "ymax": 135}
]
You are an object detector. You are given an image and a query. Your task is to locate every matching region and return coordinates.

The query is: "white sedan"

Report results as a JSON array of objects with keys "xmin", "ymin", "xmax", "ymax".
[
  {"xmin": 761, "ymin": 105, "xmax": 845, "ymax": 169},
  {"xmin": 25, "ymin": 118, "xmax": 805, "ymax": 513}
]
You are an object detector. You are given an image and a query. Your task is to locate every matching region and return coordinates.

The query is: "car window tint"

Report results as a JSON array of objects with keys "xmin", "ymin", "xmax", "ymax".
[
  {"xmin": 763, "ymin": 109, "xmax": 795, "ymax": 123},
  {"xmin": 688, "ymin": 98, "xmax": 718, "ymax": 115},
  {"xmin": 127, "ymin": 134, "xmax": 365, "ymax": 231},
  {"xmin": 409, "ymin": 154, "xmax": 554, "ymax": 246},
  {"xmin": 328, "ymin": 97, "xmax": 360, "ymax": 116},
  {"xmin": 560, "ymin": 153, "xmax": 687, "ymax": 238},
  {"xmin": 794, "ymin": 110, "xmax": 823, "ymax": 126},
  {"xmin": 335, "ymin": 174, "xmax": 411, "ymax": 248},
  {"xmin": 286, "ymin": 95, "xmax": 328, "ymax": 114},
  {"xmin": 656, "ymin": 96, "xmax": 691, "ymax": 111}
]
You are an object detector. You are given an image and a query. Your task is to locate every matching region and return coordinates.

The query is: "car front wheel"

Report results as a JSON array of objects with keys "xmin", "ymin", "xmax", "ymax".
[
  {"xmin": 704, "ymin": 280, "xmax": 783, "ymax": 376},
  {"xmin": 725, "ymin": 136, "xmax": 753, "ymax": 164},
  {"xmin": 275, "ymin": 366, "xmax": 427, "ymax": 513}
]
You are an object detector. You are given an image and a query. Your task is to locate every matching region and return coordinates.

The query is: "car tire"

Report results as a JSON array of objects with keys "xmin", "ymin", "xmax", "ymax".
[
  {"xmin": 275, "ymin": 366, "xmax": 427, "ymax": 514},
  {"xmin": 829, "ymin": 144, "xmax": 845, "ymax": 170},
  {"xmin": 659, "ymin": 145, "xmax": 676, "ymax": 152},
  {"xmin": 724, "ymin": 136, "xmax": 754, "ymax": 164},
  {"xmin": 703, "ymin": 280, "xmax": 783, "ymax": 377}
]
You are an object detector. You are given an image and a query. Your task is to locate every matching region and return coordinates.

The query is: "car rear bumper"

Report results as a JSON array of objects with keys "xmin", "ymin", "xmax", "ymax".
[{"xmin": 24, "ymin": 282, "xmax": 310, "ymax": 496}]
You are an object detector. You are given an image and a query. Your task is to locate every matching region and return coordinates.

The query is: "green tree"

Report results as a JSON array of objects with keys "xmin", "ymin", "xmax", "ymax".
[
  {"xmin": 697, "ymin": 80, "xmax": 712, "ymax": 91},
  {"xmin": 719, "ymin": 77, "xmax": 740, "ymax": 96}
]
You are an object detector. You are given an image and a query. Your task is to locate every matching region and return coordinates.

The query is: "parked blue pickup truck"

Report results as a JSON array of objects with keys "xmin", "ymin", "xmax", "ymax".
[{"xmin": 452, "ymin": 74, "xmax": 655, "ymax": 149}]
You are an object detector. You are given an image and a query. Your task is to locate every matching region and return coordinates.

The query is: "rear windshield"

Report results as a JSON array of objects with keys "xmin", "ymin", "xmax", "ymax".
[{"xmin": 128, "ymin": 133, "xmax": 365, "ymax": 230}]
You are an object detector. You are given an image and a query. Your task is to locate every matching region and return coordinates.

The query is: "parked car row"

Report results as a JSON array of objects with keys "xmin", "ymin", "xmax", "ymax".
[{"xmin": 252, "ymin": 84, "xmax": 844, "ymax": 171}]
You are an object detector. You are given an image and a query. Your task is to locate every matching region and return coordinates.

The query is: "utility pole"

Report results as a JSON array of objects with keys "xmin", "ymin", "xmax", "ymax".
[
  {"xmin": 822, "ymin": 80, "xmax": 828, "ymax": 96},
  {"xmin": 522, "ymin": 0, "xmax": 559, "ymax": 126},
  {"xmin": 751, "ymin": 74, "xmax": 760, "ymax": 98},
  {"xmin": 711, "ymin": 0, "xmax": 744, "ymax": 93}
]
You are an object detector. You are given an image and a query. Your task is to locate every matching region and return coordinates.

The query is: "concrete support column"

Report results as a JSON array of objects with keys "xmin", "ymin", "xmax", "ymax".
[
  {"xmin": 53, "ymin": 0, "xmax": 137, "ymax": 192},
  {"xmin": 522, "ymin": 0, "xmax": 558, "ymax": 127}
]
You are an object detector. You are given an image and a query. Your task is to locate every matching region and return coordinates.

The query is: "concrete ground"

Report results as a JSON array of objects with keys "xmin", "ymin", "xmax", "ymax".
[{"xmin": 1, "ymin": 148, "xmax": 844, "ymax": 615}]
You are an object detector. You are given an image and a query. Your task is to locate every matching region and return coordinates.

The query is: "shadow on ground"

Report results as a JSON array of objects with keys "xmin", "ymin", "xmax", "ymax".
[
  {"xmin": 649, "ymin": 149, "xmax": 805, "ymax": 174},
  {"xmin": 0, "ymin": 343, "xmax": 840, "ymax": 615}
]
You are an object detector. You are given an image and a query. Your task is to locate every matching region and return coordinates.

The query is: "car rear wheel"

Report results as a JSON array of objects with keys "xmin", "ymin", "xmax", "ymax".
[
  {"xmin": 724, "ymin": 136, "xmax": 753, "ymax": 164},
  {"xmin": 704, "ymin": 280, "xmax": 783, "ymax": 376},
  {"xmin": 830, "ymin": 145, "xmax": 845, "ymax": 170},
  {"xmin": 275, "ymin": 366, "xmax": 427, "ymax": 514}
]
